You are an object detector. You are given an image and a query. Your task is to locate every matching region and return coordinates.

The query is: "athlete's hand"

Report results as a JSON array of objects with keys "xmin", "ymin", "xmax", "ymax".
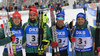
[
  {"xmin": 97, "ymin": 47, "xmax": 100, "ymax": 52},
  {"xmin": 11, "ymin": 35, "xmax": 15, "ymax": 42},
  {"xmin": 70, "ymin": 37, "xmax": 75, "ymax": 43},
  {"xmin": 51, "ymin": 41, "xmax": 58, "ymax": 47}
]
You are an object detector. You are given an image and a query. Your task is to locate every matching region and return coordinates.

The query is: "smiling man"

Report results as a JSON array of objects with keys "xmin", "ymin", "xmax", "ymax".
[
  {"xmin": 51, "ymin": 11, "xmax": 70, "ymax": 56},
  {"xmin": 22, "ymin": 6, "xmax": 52, "ymax": 56}
]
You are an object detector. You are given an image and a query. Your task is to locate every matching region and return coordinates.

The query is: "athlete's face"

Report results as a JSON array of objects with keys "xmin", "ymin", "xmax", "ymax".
[
  {"xmin": 56, "ymin": 16, "xmax": 64, "ymax": 27},
  {"xmin": 13, "ymin": 17, "xmax": 21, "ymax": 25},
  {"xmin": 29, "ymin": 14, "xmax": 37, "ymax": 21},
  {"xmin": 77, "ymin": 17, "xmax": 85, "ymax": 25}
]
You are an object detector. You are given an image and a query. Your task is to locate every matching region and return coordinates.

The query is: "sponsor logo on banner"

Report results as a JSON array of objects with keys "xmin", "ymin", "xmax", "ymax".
[
  {"xmin": 93, "ymin": 20, "xmax": 96, "ymax": 27},
  {"xmin": 87, "ymin": 4, "xmax": 96, "ymax": 16},
  {"xmin": 88, "ymin": 4, "xmax": 96, "ymax": 9}
]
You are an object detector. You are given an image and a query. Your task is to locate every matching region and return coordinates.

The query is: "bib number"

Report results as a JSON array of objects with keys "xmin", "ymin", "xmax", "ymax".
[
  {"xmin": 15, "ymin": 37, "xmax": 22, "ymax": 46},
  {"xmin": 76, "ymin": 38, "xmax": 87, "ymax": 45},
  {"xmin": 31, "ymin": 35, "xmax": 36, "ymax": 42},
  {"xmin": 27, "ymin": 34, "xmax": 38, "ymax": 44},
  {"xmin": 58, "ymin": 39, "xmax": 65, "ymax": 44},
  {"xmin": 58, "ymin": 38, "xmax": 67, "ymax": 47}
]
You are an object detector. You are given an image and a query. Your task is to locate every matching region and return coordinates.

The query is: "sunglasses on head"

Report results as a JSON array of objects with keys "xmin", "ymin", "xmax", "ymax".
[{"xmin": 57, "ymin": 18, "xmax": 64, "ymax": 20}]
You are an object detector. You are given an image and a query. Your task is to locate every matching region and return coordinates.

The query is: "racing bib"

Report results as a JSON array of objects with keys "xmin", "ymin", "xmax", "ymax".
[
  {"xmin": 58, "ymin": 37, "xmax": 68, "ymax": 47},
  {"xmin": 26, "ymin": 34, "xmax": 38, "ymax": 47},
  {"xmin": 75, "ymin": 37, "xmax": 93, "ymax": 52},
  {"xmin": 15, "ymin": 37, "xmax": 22, "ymax": 46},
  {"xmin": 58, "ymin": 37, "xmax": 68, "ymax": 51}
]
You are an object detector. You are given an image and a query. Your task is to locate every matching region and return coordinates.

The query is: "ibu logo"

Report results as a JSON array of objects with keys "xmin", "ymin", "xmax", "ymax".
[
  {"xmin": 57, "ymin": 31, "xmax": 65, "ymax": 35},
  {"xmin": 13, "ymin": 30, "xmax": 21, "ymax": 34},
  {"xmin": 76, "ymin": 31, "xmax": 85, "ymax": 35},
  {"xmin": 29, "ymin": 28, "xmax": 38, "ymax": 32}
]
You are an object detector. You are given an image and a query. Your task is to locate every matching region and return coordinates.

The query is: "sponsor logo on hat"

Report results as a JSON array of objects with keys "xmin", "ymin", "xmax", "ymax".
[
  {"xmin": 14, "ymin": 14, "xmax": 20, "ymax": 17},
  {"xmin": 30, "ymin": 11, "xmax": 35, "ymax": 14},
  {"xmin": 58, "ymin": 14, "xmax": 64, "ymax": 16},
  {"xmin": 78, "ymin": 14, "xmax": 84, "ymax": 17}
]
